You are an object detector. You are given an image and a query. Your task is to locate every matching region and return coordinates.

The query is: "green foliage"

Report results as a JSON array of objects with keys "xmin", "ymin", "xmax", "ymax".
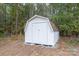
[
  {"xmin": 65, "ymin": 39, "xmax": 79, "ymax": 46},
  {"xmin": 0, "ymin": 31, "xmax": 4, "ymax": 37},
  {"xmin": 50, "ymin": 4, "xmax": 79, "ymax": 36},
  {"xmin": 52, "ymin": 15, "xmax": 79, "ymax": 36},
  {"xmin": 0, "ymin": 3, "xmax": 79, "ymax": 37}
]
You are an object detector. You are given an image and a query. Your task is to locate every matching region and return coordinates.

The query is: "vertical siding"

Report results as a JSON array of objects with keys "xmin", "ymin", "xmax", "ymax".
[
  {"xmin": 25, "ymin": 22, "xmax": 32, "ymax": 43},
  {"xmin": 54, "ymin": 31, "xmax": 59, "ymax": 44},
  {"xmin": 25, "ymin": 17, "xmax": 59, "ymax": 46},
  {"xmin": 47, "ymin": 23, "xmax": 54, "ymax": 45}
]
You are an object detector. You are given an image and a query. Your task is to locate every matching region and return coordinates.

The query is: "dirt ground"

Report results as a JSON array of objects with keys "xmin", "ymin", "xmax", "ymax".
[{"xmin": 0, "ymin": 36, "xmax": 79, "ymax": 56}]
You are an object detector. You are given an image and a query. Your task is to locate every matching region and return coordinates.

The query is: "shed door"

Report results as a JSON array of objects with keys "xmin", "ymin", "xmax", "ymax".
[{"xmin": 32, "ymin": 22, "xmax": 48, "ymax": 44}]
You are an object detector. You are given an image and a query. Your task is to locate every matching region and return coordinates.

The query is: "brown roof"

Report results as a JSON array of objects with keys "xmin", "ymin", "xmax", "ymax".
[{"xmin": 50, "ymin": 21, "xmax": 59, "ymax": 31}]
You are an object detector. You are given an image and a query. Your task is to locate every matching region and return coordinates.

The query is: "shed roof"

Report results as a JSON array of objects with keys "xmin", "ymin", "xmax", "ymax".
[{"xmin": 27, "ymin": 15, "xmax": 59, "ymax": 31}]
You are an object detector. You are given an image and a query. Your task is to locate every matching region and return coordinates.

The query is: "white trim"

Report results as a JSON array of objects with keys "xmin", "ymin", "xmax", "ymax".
[
  {"xmin": 24, "ymin": 15, "xmax": 54, "ymax": 32},
  {"xmin": 48, "ymin": 20, "xmax": 54, "ymax": 32},
  {"xmin": 24, "ymin": 21, "xmax": 28, "ymax": 32},
  {"xmin": 27, "ymin": 15, "xmax": 49, "ymax": 22}
]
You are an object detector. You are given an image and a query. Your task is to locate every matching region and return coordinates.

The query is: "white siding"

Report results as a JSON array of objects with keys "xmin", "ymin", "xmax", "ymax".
[
  {"xmin": 25, "ymin": 16, "xmax": 59, "ymax": 46},
  {"xmin": 46, "ymin": 22, "xmax": 54, "ymax": 45},
  {"xmin": 54, "ymin": 31, "xmax": 59, "ymax": 44},
  {"xmin": 25, "ymin": 22, "xmax": 32, "ymax": 43}
]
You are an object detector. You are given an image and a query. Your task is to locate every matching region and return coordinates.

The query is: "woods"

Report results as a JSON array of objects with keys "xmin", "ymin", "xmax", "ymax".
[{"xmin": 0, "ymin": 3, "xmax": 79, "ymax": 37}]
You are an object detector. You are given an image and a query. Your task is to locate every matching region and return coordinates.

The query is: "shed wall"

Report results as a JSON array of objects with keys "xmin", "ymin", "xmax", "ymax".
[
  {"xmin": 25, "ymin": 16, "xmax": 59, "ymax": 46},
  {"xmin": 54, "ymin": 31, "xmax": 59, "ymax": 44}
]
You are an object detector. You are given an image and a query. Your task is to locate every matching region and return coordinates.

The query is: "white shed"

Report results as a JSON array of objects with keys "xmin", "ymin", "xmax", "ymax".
[{"xmin": 24, "ymin": 15, "xmax": 59, "ymax": 47}]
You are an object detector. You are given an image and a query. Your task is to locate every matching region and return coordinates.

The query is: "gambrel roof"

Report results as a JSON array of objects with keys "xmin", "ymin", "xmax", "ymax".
[{"xmin": 25, "ymin": 15, "xmax": 59, "ymax": 31}]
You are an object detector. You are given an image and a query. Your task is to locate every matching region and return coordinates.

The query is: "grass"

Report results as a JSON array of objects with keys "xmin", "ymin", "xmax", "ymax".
[
  {"xmin": 65, "ymin": 38, "xmax": 79, "ymax": 46},
  {"xmin": 0, "ymin": 34, "xmax": 24, "ymax": 41},
  {"xmin": 0, "ymin": 32, "xmax": 4, "ymax": 37}
]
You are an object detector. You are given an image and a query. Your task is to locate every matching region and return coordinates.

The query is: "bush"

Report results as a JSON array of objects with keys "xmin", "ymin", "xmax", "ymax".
[
  {"xmin": 0, "ymin": 31, "xmax": 4, "ymax": 37},
  {"xmin": 51, "ymin": 15, "xmax": 79, "ymax": 36}
]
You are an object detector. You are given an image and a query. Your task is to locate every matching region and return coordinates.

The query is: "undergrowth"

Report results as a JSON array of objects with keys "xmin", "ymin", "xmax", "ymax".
[{"xmin": 65, "ymin": 39, "xmax": 79, "ymax": 46}]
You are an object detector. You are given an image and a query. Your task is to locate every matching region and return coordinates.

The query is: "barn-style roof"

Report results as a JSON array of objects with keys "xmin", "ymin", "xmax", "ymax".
[
  {"xmin": 27, "ymin": 15, "xmax": 49, "ymax": 22},
  {"xmin": 27, "ymin": 15, "xmax": 59, "ymax": 31}
]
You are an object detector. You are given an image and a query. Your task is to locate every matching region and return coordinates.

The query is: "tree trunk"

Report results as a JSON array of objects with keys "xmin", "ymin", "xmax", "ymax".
[{"xmin": 15, "ymin": 4, "xmax": 19, "ymax": 36}]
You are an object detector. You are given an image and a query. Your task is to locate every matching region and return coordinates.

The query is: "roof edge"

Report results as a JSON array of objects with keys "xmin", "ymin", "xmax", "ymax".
[{"xmin": 27, "ymin": 15, "xmax": 49, "ymax": 22}]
